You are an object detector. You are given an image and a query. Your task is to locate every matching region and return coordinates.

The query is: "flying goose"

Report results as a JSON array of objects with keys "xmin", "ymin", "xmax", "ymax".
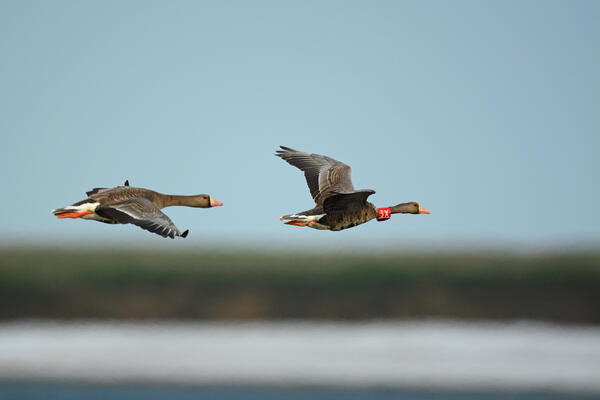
[
  {"xmin": 51, "ymin": 180, "xmax": 223, "ymax": 238},
  {"xmin": 275, "ymin": 146, "xmax": 429, "ymax": 231}
]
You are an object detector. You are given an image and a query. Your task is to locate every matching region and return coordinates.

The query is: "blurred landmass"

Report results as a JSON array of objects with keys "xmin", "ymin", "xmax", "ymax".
[{"xmin": 1, "ymin": 247, "xmax": 598, "ymax": 323}]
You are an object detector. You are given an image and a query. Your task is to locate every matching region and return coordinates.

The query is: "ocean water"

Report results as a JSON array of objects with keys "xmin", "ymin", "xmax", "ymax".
[
  {"xmin": 0, "ymin": 383, "xmax": 596, "ymax": 400},
  {"xmin": 0, "ymin": 320, "xmax": 599, "ymax": 399}
]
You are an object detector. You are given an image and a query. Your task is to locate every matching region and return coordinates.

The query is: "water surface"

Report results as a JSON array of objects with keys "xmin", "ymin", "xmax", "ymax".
[{"xmin": 1, "ymin": 320, "xmax": 598, "ymax": 396}]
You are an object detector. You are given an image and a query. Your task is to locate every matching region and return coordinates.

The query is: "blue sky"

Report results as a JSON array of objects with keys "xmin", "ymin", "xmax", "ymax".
[{"xmin": 0, "ymin": 1, "xmax": 598, "ymax": 249}]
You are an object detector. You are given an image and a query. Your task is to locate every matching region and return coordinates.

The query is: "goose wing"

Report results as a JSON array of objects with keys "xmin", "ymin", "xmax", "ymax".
[
  {"xmin": 86, "ymin": 182, "xmax": 131, "ymax": 197},
  {"xmin": 86, "ymin": 187, "xmax": 110, "ymax": 197},
  {"xmin": 322, "ymin": 190, "xmax": 376, "ymax": 213},
  {"xmin": 96, "ymin": 198, "xmax": 184, "ymax": 239},
  {"xmin": 276, "ymin": 146, "xmax": 355, "ymax": 206},
  {"xmin": 85, "ymin": 187, "xmax": 153, "ymax": 206}
]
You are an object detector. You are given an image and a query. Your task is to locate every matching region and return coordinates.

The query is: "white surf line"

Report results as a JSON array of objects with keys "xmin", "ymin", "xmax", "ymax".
[{"xmin": 0, "ymin": 320, "xmax": 599, "ymax": 394}]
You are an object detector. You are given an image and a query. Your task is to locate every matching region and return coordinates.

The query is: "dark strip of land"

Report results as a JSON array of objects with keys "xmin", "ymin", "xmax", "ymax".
[{"xmin": 1, "ymin": 248, "xmax": 598, "ymax": 323}]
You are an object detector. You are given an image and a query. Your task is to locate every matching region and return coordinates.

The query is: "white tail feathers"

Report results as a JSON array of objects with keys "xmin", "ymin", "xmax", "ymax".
[
  {"xmin": 51, "ymin": 202, "xmax": 100, "ymax": 215},
  {"xmin": 279, "ymin": 214, "xmax": 325, "ymax": 222}
]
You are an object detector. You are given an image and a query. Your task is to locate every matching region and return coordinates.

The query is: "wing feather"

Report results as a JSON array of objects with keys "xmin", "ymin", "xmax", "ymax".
[
  {"xmin": 276, "ymin": 146, "xmax": 355, "ymax": 206},
  {"xmin": 96, "ymin": 198, "xmax": 183, "ymax": 239},
  {"xmin": 323, "ymin": 190, "xmax": 376, "ymax": 213}
]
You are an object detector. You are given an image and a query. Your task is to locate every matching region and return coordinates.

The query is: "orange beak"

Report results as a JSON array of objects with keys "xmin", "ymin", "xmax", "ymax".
[
  {"xmin": 210, "ymin": 197, "xmax": 223, "ymax": 207},
  {"xmin": 418, "ymin": 205, "xmax": 431, "ymax": 214}
]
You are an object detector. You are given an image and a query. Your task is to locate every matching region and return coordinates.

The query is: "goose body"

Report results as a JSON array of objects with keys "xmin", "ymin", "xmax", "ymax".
[
  {"xmin": 275, "ymin": 146, "xmax": 429, "ymax": 231},
  {"xmin": 52, "ymin": 180, "xmax": 223, "ymax": 239}
]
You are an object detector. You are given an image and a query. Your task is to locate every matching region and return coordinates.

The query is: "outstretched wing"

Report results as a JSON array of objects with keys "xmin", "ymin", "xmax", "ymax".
[
  {"xmin": 96, "ymin": 198, "xmax": 184, "ymax": 239},
  {"xmin": 322, "ymin": 190, "xmax": 376, "ymax": 213},
  {"xmin": 276, "ymin": 146, "xmax": 355, "ymax": 206}
]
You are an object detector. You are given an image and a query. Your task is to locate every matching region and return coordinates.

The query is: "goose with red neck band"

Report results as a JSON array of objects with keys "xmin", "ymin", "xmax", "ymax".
[{"xmin": 276, "ymin": 146, "xmax": 430, "ymax": 231}]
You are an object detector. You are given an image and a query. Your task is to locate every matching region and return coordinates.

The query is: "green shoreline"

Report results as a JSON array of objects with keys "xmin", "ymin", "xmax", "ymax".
[{"xmin": 1, "ymin": 249, "xmax": 599, "ymax": 323}]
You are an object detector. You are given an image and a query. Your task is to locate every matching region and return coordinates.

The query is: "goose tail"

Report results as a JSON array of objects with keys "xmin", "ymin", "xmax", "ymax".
[
  {"xmin": 279, "ymin": 213, "xmax": 325, "ymax": 222},
  {"xmin": 51, "ymin": 202, "xmax": 99, "ymax": 219},
  {"xmin": 51, "ymin": 207, "xmax": 72, "ymax": 216}
]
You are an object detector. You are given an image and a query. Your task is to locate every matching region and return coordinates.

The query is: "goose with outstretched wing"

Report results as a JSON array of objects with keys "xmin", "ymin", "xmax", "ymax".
[
  {"xmin": 52, "ymin": 180, "xmax": 223, "ymax": 239},
  {"xmin": 275, "ymin": 146, "xmax": 429, "ymax": 231}
]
